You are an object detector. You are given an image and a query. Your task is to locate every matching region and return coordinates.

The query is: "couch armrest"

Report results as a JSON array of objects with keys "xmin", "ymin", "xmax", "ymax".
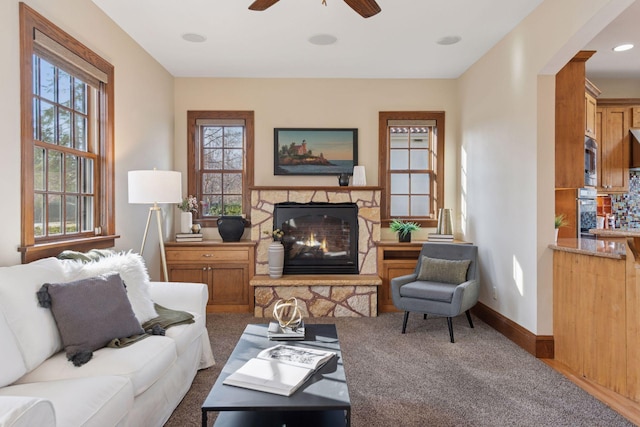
[
  {"xmin": 0, "ymin": 396, "xmax": 55, "ymax": 427},
  {"xmin": 148, "ymin": 281, "xmax": 208, "ymax": 317}
]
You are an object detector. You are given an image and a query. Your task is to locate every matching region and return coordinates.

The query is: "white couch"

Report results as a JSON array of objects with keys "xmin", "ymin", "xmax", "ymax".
[{"xmin": 0, "ymin": 256, "xmax": 214, "ymax": 427}]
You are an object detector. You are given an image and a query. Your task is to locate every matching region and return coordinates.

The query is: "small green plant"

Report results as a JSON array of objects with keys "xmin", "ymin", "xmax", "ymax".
[
  {"xmin": 389, "ymin": 219, "xmax": 421, "ymax": 238},
  {"xmin": 554, "ymin": 213, "xmax": 569, "ymax": 229}
]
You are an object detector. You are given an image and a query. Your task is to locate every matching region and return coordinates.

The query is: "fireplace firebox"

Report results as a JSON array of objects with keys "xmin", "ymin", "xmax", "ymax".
[{"xmin": 273, "ymin": 202, "xmax": 358, "ymax": 274}]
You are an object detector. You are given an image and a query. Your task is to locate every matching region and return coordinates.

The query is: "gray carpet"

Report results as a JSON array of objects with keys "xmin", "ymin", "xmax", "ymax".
[{"xmin": 166, "ymin": 312, "xmax": 634, "ymax": 426}]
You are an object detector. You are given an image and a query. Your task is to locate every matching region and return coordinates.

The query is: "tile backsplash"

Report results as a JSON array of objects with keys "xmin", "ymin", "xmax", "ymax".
[{"xmin": 610, "ymin": 171, "xmax": 640, "ymax": 228}]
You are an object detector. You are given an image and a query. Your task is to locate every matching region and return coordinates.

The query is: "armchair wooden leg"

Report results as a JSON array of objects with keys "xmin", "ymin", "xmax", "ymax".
[
  {"xmin": 423, "ymin": 313, "xmax": 427, "ymax": 320},
  {"xmin": 447, "ymin": 317, "xmax": 455, "ymax": 343},
  {"xmin": 465, "ymin": 310, "xmax": 474, "ymax": 328},
  {"xmin": 402, "ymin": 311, "xmax": 409, "ymax": 334}
]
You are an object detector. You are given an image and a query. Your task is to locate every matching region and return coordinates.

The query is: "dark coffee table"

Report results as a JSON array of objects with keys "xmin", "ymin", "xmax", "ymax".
[{"xmin": 201, "ymin": 323, "xmax": 351, "ymax": 427}]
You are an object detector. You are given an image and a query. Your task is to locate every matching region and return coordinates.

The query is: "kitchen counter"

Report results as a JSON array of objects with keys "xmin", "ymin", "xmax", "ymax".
[
  {"xmin": 589, "ymin": 228, "xmax": 640, "ymax": 238},
  {"xmin": 549, "ymin": 237, "xmax": 627, "ymax": 259}
]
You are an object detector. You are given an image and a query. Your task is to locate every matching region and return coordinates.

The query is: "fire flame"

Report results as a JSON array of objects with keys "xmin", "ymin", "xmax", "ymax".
[{"xmin": 304, "ymin": 233, "xmax": 328, "ymax": 252}]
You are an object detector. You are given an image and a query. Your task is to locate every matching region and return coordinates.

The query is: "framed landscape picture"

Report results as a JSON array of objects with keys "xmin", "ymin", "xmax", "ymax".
[{"xmin": 274, "ymin": 128, "xmax": 358, "ymax": 175}]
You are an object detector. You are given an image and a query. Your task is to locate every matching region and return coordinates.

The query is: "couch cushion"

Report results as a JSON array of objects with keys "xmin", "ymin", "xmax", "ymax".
[
  {"xmin": 0, "ymin": 258, "xmax": 66, "ymax": 372},
  {"xmin": 0, "ymin": 311, "xmax": 27, "ymax": 388},
  {"xmin": 163, "ymin": 311, "xmax": 203, "ymax": 356},
  {"xmin": 60, "ymin": 251, "xmax": 158, "ymax": 323},
  {"xmin": 15, "ymin": 336, "xmax": 177, "ymax": 397},
  {"xmin": 417, "ymin": 256, "xmax": 471, "ymax": 284},
  {"xmin": 0, "ymin": 376, "xmax": 133, "ymax": 427},
  {"xmin": 0, "ymin": 396, "xmax": 55, "ymax": 427},
  {"xmin": 38, "ymin": 273, "xmax": 144, "ymax": 366}
]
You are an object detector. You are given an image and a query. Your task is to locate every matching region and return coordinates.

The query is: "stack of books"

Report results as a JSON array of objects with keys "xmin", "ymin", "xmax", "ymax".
[
  {"xmin": 427, "ymin": 233, "xmax": 454, "ymax": 242},
  {"xmin": 175, "ymin": 233, "xmax": 203, "ymax": 242},
  {"xmin": 267, "ymin": 321, "xmax": 305, "ymax": 341}
]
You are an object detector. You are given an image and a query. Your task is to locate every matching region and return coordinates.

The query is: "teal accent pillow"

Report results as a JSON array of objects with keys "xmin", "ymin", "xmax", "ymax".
[{"xmin": 417, "ymin": 256, "xmax": 471, "ymax": 284}]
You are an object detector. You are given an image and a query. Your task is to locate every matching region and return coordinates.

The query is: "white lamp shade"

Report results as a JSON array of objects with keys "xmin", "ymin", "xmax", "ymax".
[{"xmin": 128, "ymin": 170, "xmax": 182, "ymax": 204}]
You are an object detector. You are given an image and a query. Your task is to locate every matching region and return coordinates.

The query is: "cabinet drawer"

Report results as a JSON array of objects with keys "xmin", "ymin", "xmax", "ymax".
[{"xmin": 166, "ymin": 248, "xmax": 249, "ymax": 262}]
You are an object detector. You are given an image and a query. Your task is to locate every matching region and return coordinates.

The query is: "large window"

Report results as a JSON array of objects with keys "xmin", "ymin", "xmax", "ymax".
[
  {"xmin": 20, "ymin": 4, "xmax": 116, "ymax": 263},
  {"xmin": 379, "ymin": 111, "xmax": 445, "ymax": 227},
  {"xmin": 187, "ymin": 111, "xmax": 254, "ymax": 227}
]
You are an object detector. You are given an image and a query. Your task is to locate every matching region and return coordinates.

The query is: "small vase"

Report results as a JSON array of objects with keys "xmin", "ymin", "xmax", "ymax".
[
  {"xmin": 180, "ymin": 212, "xmax": 193, "ymax": 233},
  {"xmin": 338, "ymin": 173, "xmax": 350, "ymax": 186},
  {"xmin": 217, "ymin": 216, "xmax": 246, "ymax": 242},
  {"xmin": 268, "ymin": 241, "xmax": 285, "ymax": 278},
  {"xmin": 554, "ymin": 228, "xmax": 559, "ymax": 243}
]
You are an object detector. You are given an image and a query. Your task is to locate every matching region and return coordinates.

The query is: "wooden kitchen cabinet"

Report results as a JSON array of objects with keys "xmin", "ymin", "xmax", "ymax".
[
  {"xmin": 585, "ymin": 80, "xmax": 599, "ymax": 139},
  {"xmin": 165, "ymin": 241, "xmax": 256, "ymax": 313},
  {"xmin": 596, "ymin": 105, "xmax": 630, "ymax": 193},
  {"xmin": 632, "ymin": 107, "xmax": 640, "ymax": 128},
  {"xmin": 553, "ymin": 250, "xmax": 627, "ymax": 395},
  {"xmin": 555, "ymin": 51, "xmax": 596, "ymax": 188}
]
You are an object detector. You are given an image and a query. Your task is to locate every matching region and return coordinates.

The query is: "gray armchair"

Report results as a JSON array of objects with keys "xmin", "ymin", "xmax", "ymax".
[{"xmin": 391, "ymin": 243, "xmax": 479, "ymax": 342}]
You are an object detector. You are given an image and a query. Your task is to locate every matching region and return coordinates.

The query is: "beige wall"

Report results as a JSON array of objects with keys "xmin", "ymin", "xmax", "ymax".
[
  {"xmin": 590, "ymin": 77, "xmax": 640, "ymax": 98},
  {"xmin": 0, "ymin": 0, "xmax": 175, "ymax": 278},
  {"xmin": 174, "ymin": 78, "xmax": 459, "ymax": 241},
  {"xmin": 459, "ymin": 0, "xmax": 634, "ymax": 335}
]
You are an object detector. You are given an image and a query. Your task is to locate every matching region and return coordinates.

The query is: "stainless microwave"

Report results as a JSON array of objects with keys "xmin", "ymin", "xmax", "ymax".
[{"xmin": 584, "ymin": 136, "xmax": 597, "ymax": 187}]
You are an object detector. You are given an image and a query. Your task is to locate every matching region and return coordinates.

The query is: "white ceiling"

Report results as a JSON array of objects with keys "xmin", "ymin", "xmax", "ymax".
[
  {"xmin": 91, "ymin": 0, "xmax": 639, "ymax": 80},
  {"xmin": 584, "ymin": 0, "xmax": 640, "ymax": 79}
]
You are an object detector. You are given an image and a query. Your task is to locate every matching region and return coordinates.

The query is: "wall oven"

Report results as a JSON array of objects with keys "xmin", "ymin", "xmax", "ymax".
[
  {"xmin": 584, "ymin": 136, "xmax": 597, "ymax": 187},
  {"xmin": 577, "ymin": 187, "xmax": 597, "ymax": 238}
]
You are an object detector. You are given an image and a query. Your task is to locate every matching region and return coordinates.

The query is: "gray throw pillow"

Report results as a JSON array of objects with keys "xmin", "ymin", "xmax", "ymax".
[
  {"xmin": 417, "ymin": 256, "xmax": 471, "ymax": 284},
  {"xmin": 37, "ymin": 273, "xmax": 143, "ymax": 366}
]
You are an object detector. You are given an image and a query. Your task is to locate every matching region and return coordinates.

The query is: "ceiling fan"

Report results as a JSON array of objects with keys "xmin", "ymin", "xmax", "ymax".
[{"xmin": 249, "ymin": 0, "xmax": 381, "ymax": 18}]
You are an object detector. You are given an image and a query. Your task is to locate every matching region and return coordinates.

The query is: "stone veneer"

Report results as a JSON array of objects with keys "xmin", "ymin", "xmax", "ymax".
[
  {"xmin": 251, "ymin": 275, "xmax": 381, "ymax": 317},
  {"xmin": 250, "ymin": 187, "xmax": 381, "ymax": 317}
]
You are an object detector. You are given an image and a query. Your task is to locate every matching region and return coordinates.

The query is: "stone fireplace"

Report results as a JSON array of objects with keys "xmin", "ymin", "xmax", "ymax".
[
  {"xmin": 250, "ymin": 187, "xmax": 382, "ymax": 317},
  {"xmin": 273, "ymin": 202, "xmax": 359, "ymax": 275}
]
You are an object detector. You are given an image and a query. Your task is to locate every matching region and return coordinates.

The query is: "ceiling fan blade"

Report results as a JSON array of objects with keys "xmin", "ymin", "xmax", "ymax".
[
  {"xmin": 248, "ymin": 0, "xmax": 280, "ymax": 11},
  {"xmin": 343, "ymin": 0, "xmax": 381, "ymax": 18}
]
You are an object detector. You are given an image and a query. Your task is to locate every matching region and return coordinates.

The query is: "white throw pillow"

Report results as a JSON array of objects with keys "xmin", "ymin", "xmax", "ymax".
[
  {"xmin": 60, "ymin": 252, "xmax": 158, "ymax": 323},
  {"xmin": 0, "ymin": 258, "xmax": 66, "ymax": 372}
]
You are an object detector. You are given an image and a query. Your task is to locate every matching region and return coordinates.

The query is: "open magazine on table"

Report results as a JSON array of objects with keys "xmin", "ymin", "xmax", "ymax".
[{"xmin": 223, "ymin": 344, "xmax": 336, "ymax": 396}]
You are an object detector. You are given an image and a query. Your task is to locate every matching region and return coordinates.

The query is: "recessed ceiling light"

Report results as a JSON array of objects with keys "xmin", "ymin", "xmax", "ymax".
[
  {"xmin": 613, "ymin": 43, "xmax": 634, "ymax": 52},
  {"xmin": 436, "ymin": 35, "xmax": 462, "ymax": 46},
  {"xmin": 308, "ymin": 34, "xmax": 338, "ymax": 46},
  {"xmin": 182, "ymin": 33, "xmax": 207, "ymax": 43}
]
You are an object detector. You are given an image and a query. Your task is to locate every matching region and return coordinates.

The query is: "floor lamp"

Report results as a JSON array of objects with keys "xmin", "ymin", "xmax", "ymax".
[{"xmin": 128, "ymin": 170, "xmax": 182, "ymax": 281}]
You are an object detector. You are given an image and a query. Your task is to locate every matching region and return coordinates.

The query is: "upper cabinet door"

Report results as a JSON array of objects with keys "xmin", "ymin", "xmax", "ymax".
[
  {"xmin": 598, "ymin": 106, "xmax": 630, "ymax": 193},
  {"xmin": 585, "ymin": 91, "xmax": 597, "ymax": 139}
]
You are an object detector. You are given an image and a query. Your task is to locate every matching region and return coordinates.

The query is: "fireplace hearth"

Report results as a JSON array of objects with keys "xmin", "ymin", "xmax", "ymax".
[{"xmin": 273, "ymin": 202, "xmax": 359, "ymax": 274}]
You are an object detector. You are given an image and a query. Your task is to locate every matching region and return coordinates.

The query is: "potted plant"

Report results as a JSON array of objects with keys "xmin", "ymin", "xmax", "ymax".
[
  {"xmin": 177, "ymin": 195, "xmax": 198, "ymax": 233},
  {"xmin": 554, "ymin": 213, "xmax": 568, "ymax": 242},
  {"xmin": 389, "ymin": 219, "xmax": 421, "ymax": 242}
]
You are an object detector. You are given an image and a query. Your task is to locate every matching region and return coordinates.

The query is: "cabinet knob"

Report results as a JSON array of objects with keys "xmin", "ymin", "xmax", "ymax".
[
  {"xmin": 202, "ymin": 267, "xmax": 207, "ymax": 271},
  {"xmin": 202, "ymin": 254, "xmax": 213, "ymax": 257}
]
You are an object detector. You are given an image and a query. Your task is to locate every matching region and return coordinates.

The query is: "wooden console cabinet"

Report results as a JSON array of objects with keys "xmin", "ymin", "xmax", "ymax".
[{"xmin": 165, "ymin": 241, "xmax": 256, "ymax": 313}]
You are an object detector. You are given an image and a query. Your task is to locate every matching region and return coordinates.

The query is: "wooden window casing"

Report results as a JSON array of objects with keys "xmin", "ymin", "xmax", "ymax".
[
  {"xmin": 379, "ymin": 111, "xmax": 445, "ymax": 228},
  {"xmin": 187, "ymin": 111, "xmax": 255, "ymax": 227},
  {"xmin": 19, "ymin": 3, "xmax": 116, "ymax": 263}
]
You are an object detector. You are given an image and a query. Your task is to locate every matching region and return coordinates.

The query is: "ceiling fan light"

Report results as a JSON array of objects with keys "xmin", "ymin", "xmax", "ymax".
[{"xmin": 613, "ymin": 43, "xmax": 634, "ymax": 52}]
